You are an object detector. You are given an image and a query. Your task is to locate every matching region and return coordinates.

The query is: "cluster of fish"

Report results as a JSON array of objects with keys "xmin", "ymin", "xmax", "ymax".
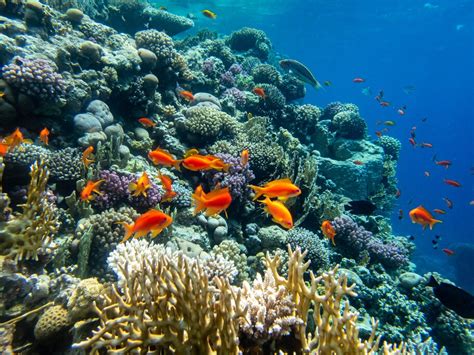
[
  {"xmin": 79, "ymin": 142, "xmax": 307, "ymax": 240},
  {"xmin": 0, "ymin": 127, "xmax": 49, "ymax": 156}
]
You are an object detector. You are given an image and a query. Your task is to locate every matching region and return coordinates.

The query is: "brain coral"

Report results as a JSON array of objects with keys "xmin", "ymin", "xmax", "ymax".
[
  {"xmin": 2, "ymin": 57, "xmax": 66, "ymax": 102},
  {"xmin": 227, "ymin": 27, "xmax": 272, "ymax": 60},
  {"xmin": 331, "ymin": 110, "xmax": 367, "ymax": 139},
  {"xmin": 34, "ymin": 305, "xmax": 70, "ymax": 342},
  {"xmin": 182, "ymin": 106, "xmax": 239, "ymax": 144},
  {"xmin": 377, "ymin": 135, "xmax": 402, "ymax": 160}
]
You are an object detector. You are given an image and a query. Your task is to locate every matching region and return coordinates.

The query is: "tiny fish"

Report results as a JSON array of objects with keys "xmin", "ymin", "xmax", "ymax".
[
  {"xmin": 380, "ymin": 101, "xmax": 391, "ymax": 107},
  {"xmin": 129, "ymin": 172, "xmax": 151, "ymax": 198},
  {"xmin": 192, "ymin": 185, "xmax": 232, "ymax": 217},
  {"xmin": 248, "ymin": 178, "xmax": 301, "ymax": 202},
  {"xmin": 253, "ymin": 87, "xmax": 266, "ymax": 99},
  {"xmin": 241, "ymin": 149, "xmax": 249, "ymax": 166},
  {"xmin": 323, "ymin": 80, "xmax": 332, "ymax": 87},
  {"xmin": 39, "ymin": 127, "xmax": 49, "ymax": 145},
  {"xmin": 80, "ymin": 180, "xmax": 104, "ymax": 202},
  {"xmin": 442, "ymin": 248, "xmax": 455, "ymax": 256},
  {"xmin": 409, "ymin": 138, "xmax": 416, "ymax": 147},
  {"xmin": 433, "ymin": 208, "xmax": 446, "ymax": 215},
  {"xmin": 353, "ymin": 77, "xmax": 365, "ymax": 83},
  {"xmin": 398, "ymin": 209, "xmax": 403, "ymax": 220},
  {"xmin": 424, "ymin": 171, "xmax": 430, "ymax": 177},
  {"xmin": 443, "ymin": 197, "xmax": 453, "ymax": 209},
  {"xmin": 353, "ymin": 160, "xmax": 364, "ymax": 165},
  {"xmin": 138, "ymin": 117, "xmax": 156, "ymax": 128},
  {"xmin": 119, "ymin": 209, "xmax": 173, "ymax": 242},
  {"xmin": 148, "ymin": 147, "xmax": 182, "ymax": 170},
  {"xmin": 158, "ymin": 171, "xmax": 176, "ymax": 202},
  {"xmin": 202, "ymin": 9, "xmax": 217, "ymax": 19},
  {"xmin": 179, "ymin": 90, "xmax": 194, "ymax": 101},
  {"xmin": 435, "ymin": 160, "xmax": 452, "ymax": 168},
  {"xmin": 444, "ymin": 179, "xmax": 461, "ymax": 187},
  {"xmin": 82, "ymin": 146, "xmax": 95, "ymax": 168},
  {"xmin": 419, "ymin": 142, "xmax": 433, "ymax": 148},
  {"xmin": 321, "ymin": 220, "xmax": 336, "ymax": 245},
  {"xmin": 258, "ymin": 197, "xmax": 293, "ymax": 229}
]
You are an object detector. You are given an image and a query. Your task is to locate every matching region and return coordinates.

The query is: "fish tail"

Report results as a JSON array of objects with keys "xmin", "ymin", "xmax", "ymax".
[
  {"xmin": 173, "ymin": 159, "xmax": 182, "ymax": 171},
  {"xmin": 429, "ymin": 219, "xmax": 442, "ymax": 230},
  {"xmin": 427, "ymin": 275, "xmax": 439, "ymax": 288},
  {"xmin": 117, "ymin": 222, "xmax": 134, "ymax": 243},
  {"xmin": 248, "ymin": 185, "xmax": 264, "ymax": 200},
  {"xmin": 192, "ymin": 190, "xmax": 207, "ymax": 215},
  {"xmin": 314, "ymin": 80, "xmax": 324, "ymax": 91}
]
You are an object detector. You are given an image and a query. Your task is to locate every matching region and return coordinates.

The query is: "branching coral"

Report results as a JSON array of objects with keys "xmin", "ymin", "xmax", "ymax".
[
  {"xmin": 74, "ymin": 243, "xmax": 246, "ymax": 354},
  {"xmin": 0, "ymin": 159, "xmax": 59, "ymax": 261}
]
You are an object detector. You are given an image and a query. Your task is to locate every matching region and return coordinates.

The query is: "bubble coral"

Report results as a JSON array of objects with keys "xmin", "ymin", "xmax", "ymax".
[
  {"xmin": 321, "ymin": 101, "xmax": 359, "ymax": 121},
  {"xmin": 331, "ymin": 110, "xmax": 367, "ymax": 139},
  {"xmin": 2, "ymin": 57, "xmax": 66, "ymax": 102},
  {"xmin": 227, "ymin": 27, "xmax": 272, "ymax": 60},
  {"xmin": 251, "ymin": 64, "xmax": 282, "ymax": 86},
  {"xmin": 331, "ymin": 215, "xmax": 408, "ymax": 269},
  {"xmin": 377, "ymin": 135, "xmax": 402, "ymax": 161}
]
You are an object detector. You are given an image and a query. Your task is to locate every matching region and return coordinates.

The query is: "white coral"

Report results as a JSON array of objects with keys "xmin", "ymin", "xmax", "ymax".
[{"xmin": 240, "ymin": 269, "xmax": 304, "ymax": 344}]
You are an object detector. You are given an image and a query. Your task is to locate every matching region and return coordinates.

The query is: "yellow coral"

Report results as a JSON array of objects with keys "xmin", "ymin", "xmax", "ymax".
[
  {"xmin": 264, "ymin": 246, "xmax": 405, "ymax": 354},
  {"xmin": 0, "ymin": 160, "xmax": 59, "ymax": 261},
  {"xmin": 74, "ymin": 253, "xmax": 245, "ymax": 354}
]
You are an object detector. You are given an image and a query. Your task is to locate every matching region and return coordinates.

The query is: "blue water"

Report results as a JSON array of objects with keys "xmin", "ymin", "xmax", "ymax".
[{"xmin": 156, "ymin": 0, "xmax": 474, "ymax": 284}]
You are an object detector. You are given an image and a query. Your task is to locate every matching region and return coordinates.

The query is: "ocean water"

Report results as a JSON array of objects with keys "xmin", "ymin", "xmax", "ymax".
[
  {"xmin": 157, "ymin": 0, "xmax": 474, "ymax": 286},
  {"xmin": 1, "ymin": 0, "xmax": 473, "ymax": 352}
]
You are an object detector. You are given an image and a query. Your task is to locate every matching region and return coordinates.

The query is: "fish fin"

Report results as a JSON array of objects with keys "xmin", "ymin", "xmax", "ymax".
[
  {"xmin": 134, "ymin": 230, "xmax": 148, "ymax": 239},
  {"xmin": 265, "ymin": 178, "xmax": 293, "ymax": 186},
  {"xmin": 192, "ymin": 190, "xmax": 207, "ymax": 215},
  {"xmin": 117, "ymin": 222, "xmax": 134, "ymax": 243},
  {"xmin": 128, "ymin": 182, "xmax": 137, "ymax": 192},
  {"xmin": 429, "ymin": 219, "xmax": 442, "ymax": 230},
  {"xmin": 205, "ymin": 207, "xmax": 223, "ymax": 217},
  {"xmin": 223, "ymin": 209, "xmax": 228, "ymax": 219},
  {"xmin": 151, "ymin": 227, "xmax": 164, "ymax": 238},
  {"xmin": 173, "ymin": 159, "xmax": 182, "ymax": 171},
  {"xmin": 427, "ymin": 275, "xmax": 439, "ymax": 288},
  {"xmin": 313, "ymin": 80, "xmax": 324, "ymax": 91},
  {"xmin": 248, "ymin": 185, "xmax": 264, "ymax": 200},
  {"xmin": 277, "ymin": 196, "xmax": 289, "ymax": 202}
]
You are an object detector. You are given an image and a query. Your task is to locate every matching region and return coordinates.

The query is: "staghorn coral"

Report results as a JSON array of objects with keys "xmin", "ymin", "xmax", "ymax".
[
  {"xmin": 332, "ymin": 215, "xmax": 408, "ymax": 269},
  {"xmin": 263, "ymin": 247, "xmax": 404, "ymax": 353},
  {"xmin": 0, "ymin": 159, "xmax": 59, "ymax": 262},
  {"xmin": 74, "ymin": 242, "xmax": 245, "ymax": 354},
  {"xmin": 2, "ymin": 57, "xmax": 66, "ymax": 102}
]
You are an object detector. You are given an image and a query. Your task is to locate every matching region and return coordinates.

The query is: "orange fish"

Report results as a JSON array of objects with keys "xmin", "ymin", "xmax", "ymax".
[
  {"xmin": 192, "ymin": 185, "xmax": 232, "ymax": 217},
  {"xmin": 409, "ymin": 138, "xmax": 416, "ymax": 147},
  {"xmin": 444, "ymin": 179, "xmax": 461, "ymax": 187},
  {"xmin": 321, "ymin": 220, "xmax": 336, "ymax": 245},
  {"xmin": 128, "ymin": 172, "xmax": 151, "ymax": 197},
  {"xmin": 148, "ymin": 148, "xmax": 182, "ymax": 170},
  {"xmin": 0, "ymin": 142, "xmax": 10, "ymax": 156},
  {"xmin": 138, "ymin": 117, "xmax": 156, "ymax": 128},
  {"xmin": 179, "ymin": 90, "xmax": 194, "ymax": 101},
  {"xmin": 435, "ymin": 160, "xmax": 452, "ymax": 168},
  {"xmin": 119, "ymin": 209, "xmax": 173, "ymax": 242},
  {"xmin": 353, "ymin": 160, "xmax": 364, "ymax": 165},
  {"xmin": 419, "ymin": 142, "xmax": 433, "ymax": 148},
  {"xmin": 409, "ymin": 205, "xmax": 442, "ymax": 230},
  {"xmin": 352, "ymin": 77, "xmax": 365, "ymax": 83},
  {"xmin": 253, "ymin": 87, "xmax": 266, "ymax": 99},
  {"xmin": 375, "ymin": 131, "xmax": 383, "ymax": 138},
  {"xmin": 433, "ymin": 209, "xmax": 446, "ymax": 215},
  {"xmin": 202, "ymin": 9, "xmax": 217, "ymax": 19},
  {"xmin": 2, "ymin": 128, "xmax": 30, "ymax": 150},
  {"xmin": 80, "ymin": 180, "xmax": 104, "ymax": 202},
  {"xmin": 82, "ymin": 146, "xmax": 95, "ymax": 168},
  {"xmin": 258, "ymin": 197, "xmax": 293, "ymax": 229},
  {"xmin": 182, "ymin": 153, "xmax": 230, "ymax": 172},
  {"xmin": 158, "ymin": 171, "xmax": 177, "ymax": 202},
  {"xmin": 442, "ymin": 248, "xmax": 455, "ymax": 256},
  {"xmin": 39, "ymin": 127, "xmax": 49, "ymax": 145},
  {"xmin": 380, "ymin": 101, "xmax": 391, "ymax": 107},
  {"xmin": 248, "ymin": 178, "xmax": 301, "ymax": 201},
  {"xmin": 241, "ymin": 149, "xmax": 249, "ymax": 166}
]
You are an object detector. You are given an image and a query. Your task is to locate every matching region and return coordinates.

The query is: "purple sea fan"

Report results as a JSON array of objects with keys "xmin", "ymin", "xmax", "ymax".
[
  {"xmin": 203, "ymin": 153, "xmax": 255, "ymax": 202},
  {"xmin": 93, "ymin": 170, "xmax": 161, "ymax": 212},
  {"xmin": 331, "ymin": 215, "xmax": 408, "ymax": 269}
]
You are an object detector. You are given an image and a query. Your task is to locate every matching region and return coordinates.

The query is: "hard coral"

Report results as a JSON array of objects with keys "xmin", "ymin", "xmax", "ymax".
[
  {"xmin": 377, "ymin": 135, "xmax": 402, "ymax": 161},
  {"xmin": 2, "ymin": 57, "xmax": 66, "ymax": 102},
  {"xmin": 0, "ymin": 159, "xmax": 59, "ymax": 262},
  {"xmin": 332, "ymin": 215, "xmax": 408, "ymax": 269},
  {"xmin": 286, "ymin": 227, "xmax": 330, "ymax": 273},
  {"xmin": 74, "ymin": 244, "xmax": 245, "ymax": 353},
  {"xmin": 331, "ymin": 110, "xmax": 367, "ymax": 139},
  {"xmin": 227, "ymin": 27, "xmax": 272, "ymax": 61}
]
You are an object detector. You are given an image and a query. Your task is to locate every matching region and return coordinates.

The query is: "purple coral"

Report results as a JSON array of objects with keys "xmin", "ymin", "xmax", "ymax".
[
  {"xmin": 2, "ymin": 57, "xmax": 66, "ymax": 102},
  {"xmin": 331, "ymin": 215, "xmax": 408, "ymax": 269},
  {"xmin": 220, "ymin": 70, "xmax": 236, "ymax": 88},
  {"xmin": 223, "ymin": 87, "xmax": 246, "ymax": 108},
  {"xmin": 203, "ymin": 153, "xmax": 255, "ymax": 202},
  {"xmin": 93, "ymin": 170, "xmax": 161, "ymax": 212},
  {"xmin": 228, "ymin": 63, "xmax": 244, "ymax": 75}
]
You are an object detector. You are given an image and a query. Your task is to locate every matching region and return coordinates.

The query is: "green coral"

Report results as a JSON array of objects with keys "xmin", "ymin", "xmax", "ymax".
[
  {"xmin": 377, "ymin": 136, "xmax": 402, "ymax": 160},
  {"xmin": 0, "ymin": 159, "xmax": 60, "ymax": 262}
]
